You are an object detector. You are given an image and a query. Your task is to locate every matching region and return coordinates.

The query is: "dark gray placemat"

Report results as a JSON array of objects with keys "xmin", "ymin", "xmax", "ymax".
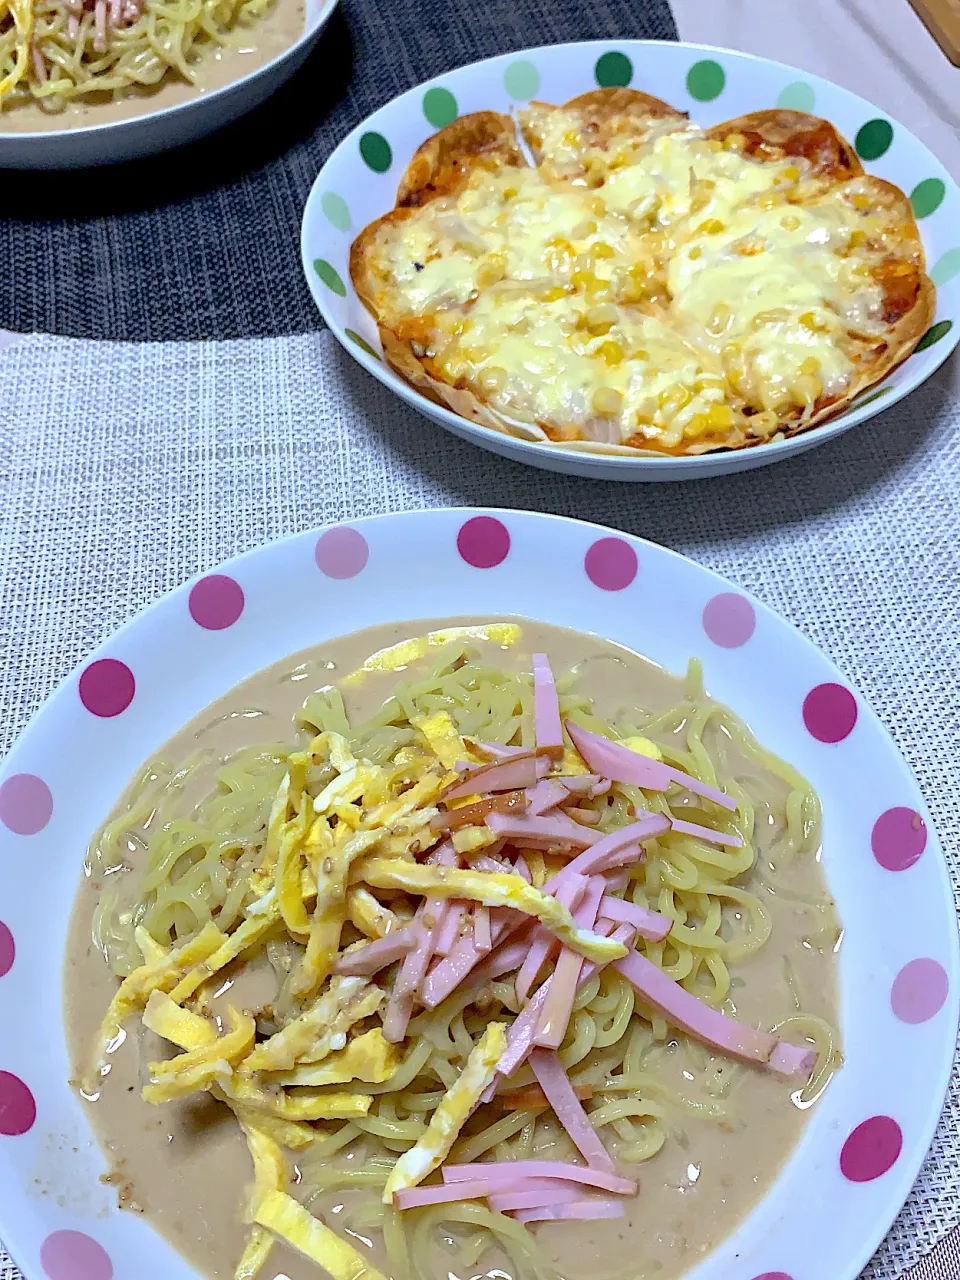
[{"xmin": 0, "ymin": 0, "xmax": 676, "ymax": 342}]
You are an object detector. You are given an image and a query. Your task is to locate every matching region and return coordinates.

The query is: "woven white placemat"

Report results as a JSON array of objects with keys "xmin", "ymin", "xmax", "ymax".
[{"xmin": 0, "ymin": 329, "xmax": 958, "ymax": 1279}]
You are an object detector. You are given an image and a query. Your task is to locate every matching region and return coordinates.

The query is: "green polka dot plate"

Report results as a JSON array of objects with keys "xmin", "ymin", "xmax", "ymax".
[{"xmin": 302, "ymin": 41, "xmax": 960, "ymax": 482}]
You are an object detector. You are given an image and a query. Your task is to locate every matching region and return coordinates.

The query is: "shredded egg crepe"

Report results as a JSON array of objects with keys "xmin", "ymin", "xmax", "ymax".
[{"xmin": 83, "ymin": 628, "xmax": 842, "ymax": 1280}]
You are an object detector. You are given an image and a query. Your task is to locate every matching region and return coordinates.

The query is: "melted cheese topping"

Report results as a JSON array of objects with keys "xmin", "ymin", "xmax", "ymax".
[{"xmin": 366, "ymin": 114, "xmax": 900, "ymax": 453}]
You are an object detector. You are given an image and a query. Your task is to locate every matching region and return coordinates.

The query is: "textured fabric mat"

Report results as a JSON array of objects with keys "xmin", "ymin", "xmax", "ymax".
[
  {"xmin": 0, "ymin": 0, "xmax": 675, "ymax": 343},
  {"xmin": 1, "ymin": 328, "xmax": 958, "ymax": 1279}
]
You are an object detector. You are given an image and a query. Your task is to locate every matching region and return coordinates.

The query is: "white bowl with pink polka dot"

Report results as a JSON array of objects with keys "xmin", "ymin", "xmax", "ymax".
[{"xmin": 1, "ymin": 508, "xmax": 957, "ymax": 1280}]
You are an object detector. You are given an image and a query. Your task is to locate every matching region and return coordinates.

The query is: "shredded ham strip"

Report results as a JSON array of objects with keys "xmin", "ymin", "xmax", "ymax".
[
  {"xmin": 444, "ymin": 753, "xmax": 547, "ymax": 800},
  {"xmin": 671, "ymin": 817, "xmax": 743, "ymax": 847},
  {"xmin": 532, "ymin": 652, "xmax": 564, "ymax": 758},
  {"xmin": 534, "ymin": 876, "xmax": 606, "ymax": 1049},
  {"xmin": 597, "ymin": 893, "xmax": 672, "ymax": 941},
  {"xmin": 335, "ymin": 927, "xmax": 416, "ymax": 976},
  {"xmin": 514, "ymin": 1200, "xmax": 624, "ymax": 1222},
  {"xmin": 431, "ymin": 790, "xmax": 528, "ymax": 832},
  {"xmin": 443, "ymin": 1161, "xmax": 636, "ymax": 1196},
  {"xmin": 529, "ymin": 1049, "xmax": 615, "ymax": 1171},
  {"xmin": 566, "ymin": 721, "xmax": 737, "ymax": 811}
]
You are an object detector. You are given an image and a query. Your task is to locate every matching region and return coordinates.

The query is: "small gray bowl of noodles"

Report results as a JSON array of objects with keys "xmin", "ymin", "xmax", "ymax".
[{"xmin": 0, "ymin": 0, "xmax": 335, "ymax": 166}]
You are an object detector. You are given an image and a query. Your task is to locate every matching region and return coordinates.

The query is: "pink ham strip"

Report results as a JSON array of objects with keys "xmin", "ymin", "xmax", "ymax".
[
  {"xmin": 473, "ymin": 906, "xmax": 492, "ymax": 953},
  {"xmin": 423, "ymin": 818, "xmax": 663, "ymax": 1010},
  {"xmin": 468, "ymin": 741, "xmax": 528, "ymax": 761},
  {"xmin": 486, "ymin": 922, "xmax": 636, "ymax": 1091},
  {"xmin": 383, "ymin": 846, "xmax": 456, "ymax": 1039},
  {"xmin": 334, "ymin": 926, "xmax": 416, "ymax": 976},
  {"xmin": 513, "ymin": 1200, "xmax": 624, "ymax": 1223},
  {"xmin": 529, "ymin": 1048, "xmax": 614, "ymax": 1171},
  {"xmin": 524, "ymin": 779, "xmax": 570, "ymax": 816},
  {"xmin": 485, "ymin": 807, "xmax": 601, "ymax": 849},
  {"xmin": 768, "ymin": 1039, "xmax": 818, "ymax": 1079},
  {"xmin": 488, "ymin": 1181, "xmax": 587, "ymax": 1213},
  {"xmin": 472, "ymin": 926, "xmax": 538, "ymax": 984},
  {"xmin": 532, "ymin": 653, "xmax": 564, "ymax": 758},
  {"xmin": 566, "ymin": 721, "xmax": 736, "ymax": 812},
  {"xmin": 422, "ymin": 908, "xmax": 525, "ymax": 1008},
  {"xmin": 445, "ymin": 754, "xmax": 548, "ymax": 800},
  {"xmin": 598, "ymin": 893, "xmax": 672, "ymax": 942},
  {"xmin": 433, "ymin": 903, "xmax": 466, "ymax": 956},
  {"xmin": 671, "ymin": 817, "xmax": 742, "ymax": 848},
  {"xmin": 534, "ymin": 877, "xmax": 606, "ymax": 1049},
  {"xmin": 615, "ymin": 950, "xmax": 776, "ymax": 1065},
  {"xmin": 514, "ymin": 854, "xmax": 532, "ymax": 882},
  {"xmin": 443, "ymin": 1160, "xmax": 636, "ymax": 1196},
  {"xmin": 394, "ymin": 1179, "xmax": 492, "ymax": 1210},
  {"xmin": 515, "ymin": 875, "xmax": 585, "ymax": 1005},
  {"xmin": 93, "ymin": 0, "xmax": 107, "ymax": 50},
  {"xmin": 555, "ymin": 774, "xmax": 604, "ymax": 794}
]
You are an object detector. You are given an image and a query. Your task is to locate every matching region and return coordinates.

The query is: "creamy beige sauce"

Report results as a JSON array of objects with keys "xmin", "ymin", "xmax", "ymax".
[
  {"xmin": 64, "ymin": 617, "xmax": 840, "ymax": 1280},
  {"xmin": 0, "ymin": 0, "xmax": 304, "ymax": 133}
]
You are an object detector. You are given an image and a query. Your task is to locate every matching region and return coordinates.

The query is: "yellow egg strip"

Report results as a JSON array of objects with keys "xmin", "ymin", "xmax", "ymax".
[
  {"xmin": 244, "ymin": 975, "xmax": 383, "ymax": 1072},
  {"xmin": 84, "ymin": 921, "xmax": 226, "ymax": 1093},
  {"xmin": 412, "ymin": 710, "xmax": 474, "ymax": 770},
  {"xmin": 340, "ymin": 624, "xmax": 522, "ymax": 684},
  {"xmin": 354, "ymin": 860, "xmax": 627, "ymax": 964},
  {"xmin": 142, "ymin": 1006, "xmax": 255, "ymax": 1103},
  {"xmin": 142, "ymin": 990, "xmax": 217, "ymax": 1050},
  {"xmin": 382, "ymin": 1022, "xmax": 507, "ymax": 1204},
  {"xmin": 272, "ymin": 1029, "xmax": 400, "ymax": 1088},
  {"xmin": 232, "ymin": 1119, "xmax": 287, "ymax": 1280},
  {"xmin": 346, "ymin": 886, "xmax": 400, "ymax": 939},
  {"xmin": 254, "ymin": 1189, "xmax": 388, "ymax": 1280},
  {"xmin": 167, "ymin": 912, "xmax": 278, "ymax": 1005}
]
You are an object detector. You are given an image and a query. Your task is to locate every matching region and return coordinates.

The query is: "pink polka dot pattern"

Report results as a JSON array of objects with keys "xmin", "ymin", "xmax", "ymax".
[
  {"xmin": 41, "ymin": 1230, "xmax": 114, "ymax": 1280},
  {"xmin": 872, "ymin": 807, "xmax": 927, "ymax": 871},
  {"xmin": 891, "ymin": 958, "xmax": 949, "ymax": 1024},
  {"xmin": 0, "ymin": 1071, "xmax": 36, "ymax": 1135},
  {"xmin": 0, "ymin": 773, "xmax": 53, "ymax": 835},
  {"xmin": 78, "ymin": 658, "xmax": 136, "ymax": 718},
  {"xmin": 315, "ymin": 527, "xmax": 370, "ymax": 579},
  {"xmin": 751, "ymin": 1273, "xmax": 794, "ymax": 1280},
  {"xmin": 802, "ymin": 682, "xmax": 857, "ymax": 743},
  {"xmin": 188, "ymin": 574, "xmax": 245, "ymax": 630},
  {"xmin": 702, "ymin": 593, "xmax": 756, "ymax": 648},
  {"xmin": 584, "ymin": 537, "xmax": 638, "ymax": 591},
  {"xmin": 0, "ymin": 922, "xmax": 13, "ymax": 978},
  {"xmin": 840, "ymin": 1116, "xmax": 903, "ymax": 1182},
  {"xmin": 456, "ymin": 516, "xmax": 511, "ymax": 569}
]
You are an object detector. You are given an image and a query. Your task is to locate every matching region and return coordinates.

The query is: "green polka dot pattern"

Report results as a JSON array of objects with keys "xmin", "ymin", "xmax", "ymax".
[
  {"xmin": 594, "ymin": 51, "xmax": 632, "ymax": 88},
  {"xmin": 915, "ymin": 320, "xmax": 953, "ymax": 352},
  {"xmin": 504, "ymin": 59, "xmax": 539, "ymax": 100},
  {"xmin": 320, "ymin": 193, "xmax": 351, "ymax": 232},
  {"xmin": 423, "ymin": 87, "xmax": 458, "ymax": 129},
  {"xmin": 359, "ymin": 132, "xmax": 392, "ymax": 174},
  {"xmin": 855, "ymin": 119, "xmax": 893, "ymax": 160},
  {"xmin": 314, "ymin": 259, "xmax": 346, "ymax": 297},
  {"xmin": 910, "ymin": 178, "xmax": 945, "ymax": 219},
  {"xmin": 777, "ymin": 81, "xmax": 816, "ymax": 112},
  {"xmin": 930, "ymin": 250, "xmax": 960, "ymax": 287},
  {"xmin": 345, "ymin": 329, "xmax": 380, "ymax": 360},
  {"xmin": 686, "ymin": 60, "xmax": 725, "ymax": 102}
]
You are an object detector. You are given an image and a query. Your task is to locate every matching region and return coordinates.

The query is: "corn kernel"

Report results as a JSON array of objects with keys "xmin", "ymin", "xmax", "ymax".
[
  {"xmin": 706, "ymin": 138, "xmax": 723, "ymax": 152},
  {"xmin": 782, "ymin": 165, "xmax": 800, "ymax": 181},
  {"xmin": 590, "ymin": 242, "xmax": 615, "ymax": 259},
  {"xmin": 707, "ymin": 403, "xmax": 735, "ymax": 428},
  {"xmin": 849, "ymin": 229, "xmax": 867, "ymax": 247},
  {"xmin": 631, "ymin": 348, "xmax": 650, "ymax": 361},
  {"xmin": 503, "ymin": 186, "xmax": 518, "ymax": 199},
  {"xmin": 698, "ymin": 218, "xmax": 725, "ymax": 235},
  {"xmin": 588, "ymin": 196, "xmax": 607, "ymax": 216},
  {"xmin": 723, "ymin": 132, "xmax": 746, "ymax": 151},
  {"xmin": 598, "ymin": 340, "xmax": 624, "ymax": 367},
  {"xmin": 737, "ymin": 239, "xmax": 765, "ymax": 256},
  {"xmin": 479, "ymin": 365, "xmax": 507, "ymax": 393},
  {"xmin": 476, "ymin": 257, "xmax": 506, "ymax": 288},
  {"xmin": 689, "ymin": 246, "xmax": 703, "ymax": 260},
  {"xmin": 585, "ymin": 303, "xmax": 619, "ymax": 334},
  {"xmin": 798, "ymin": 311, "xmax": 818, "ymax": 331},
  {"xmin": 542, "ymin": 286, "xmax": 567, "ymax": 302},
  {"xmin": 571, "ymin": 219, "xmax": 598, "ymax": 240},
  {"xmin": 780, "ymin": 214, "xmax": 801, "ymax": 231},
  {"xmin": 571, "ymin": 270, "xmax": 600, "ymax": 293},
  {"xmin": 592, "ymin": 387, "xmax": 623, "ymax": 417},
  {"xmin": 684, "ymin": 413, "xmax": 711, "ymax": 439},
  {"xmin": 852, "ymin": 193, "xmax": 871, "ymax": 210},
  {"xmin": 799, "ymin": 356, "xmax": 820, "ymax": 376},
  {"xmin": 791, "ymin": 374, "xmax": 823, "ymax": 407},
  {"xmin": 756, "ymin": 192, "xmax": 780, "ymax": 210}
]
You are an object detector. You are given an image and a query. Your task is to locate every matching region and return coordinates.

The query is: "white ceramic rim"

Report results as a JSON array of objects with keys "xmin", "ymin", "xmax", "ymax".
[
  {"xmin": 302, "ymin": 39, "xmax": 960, "ymax": 477},
  {"xmin": 0, "ymin": 508, "xmax": 957, "ymax": 1280}
]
